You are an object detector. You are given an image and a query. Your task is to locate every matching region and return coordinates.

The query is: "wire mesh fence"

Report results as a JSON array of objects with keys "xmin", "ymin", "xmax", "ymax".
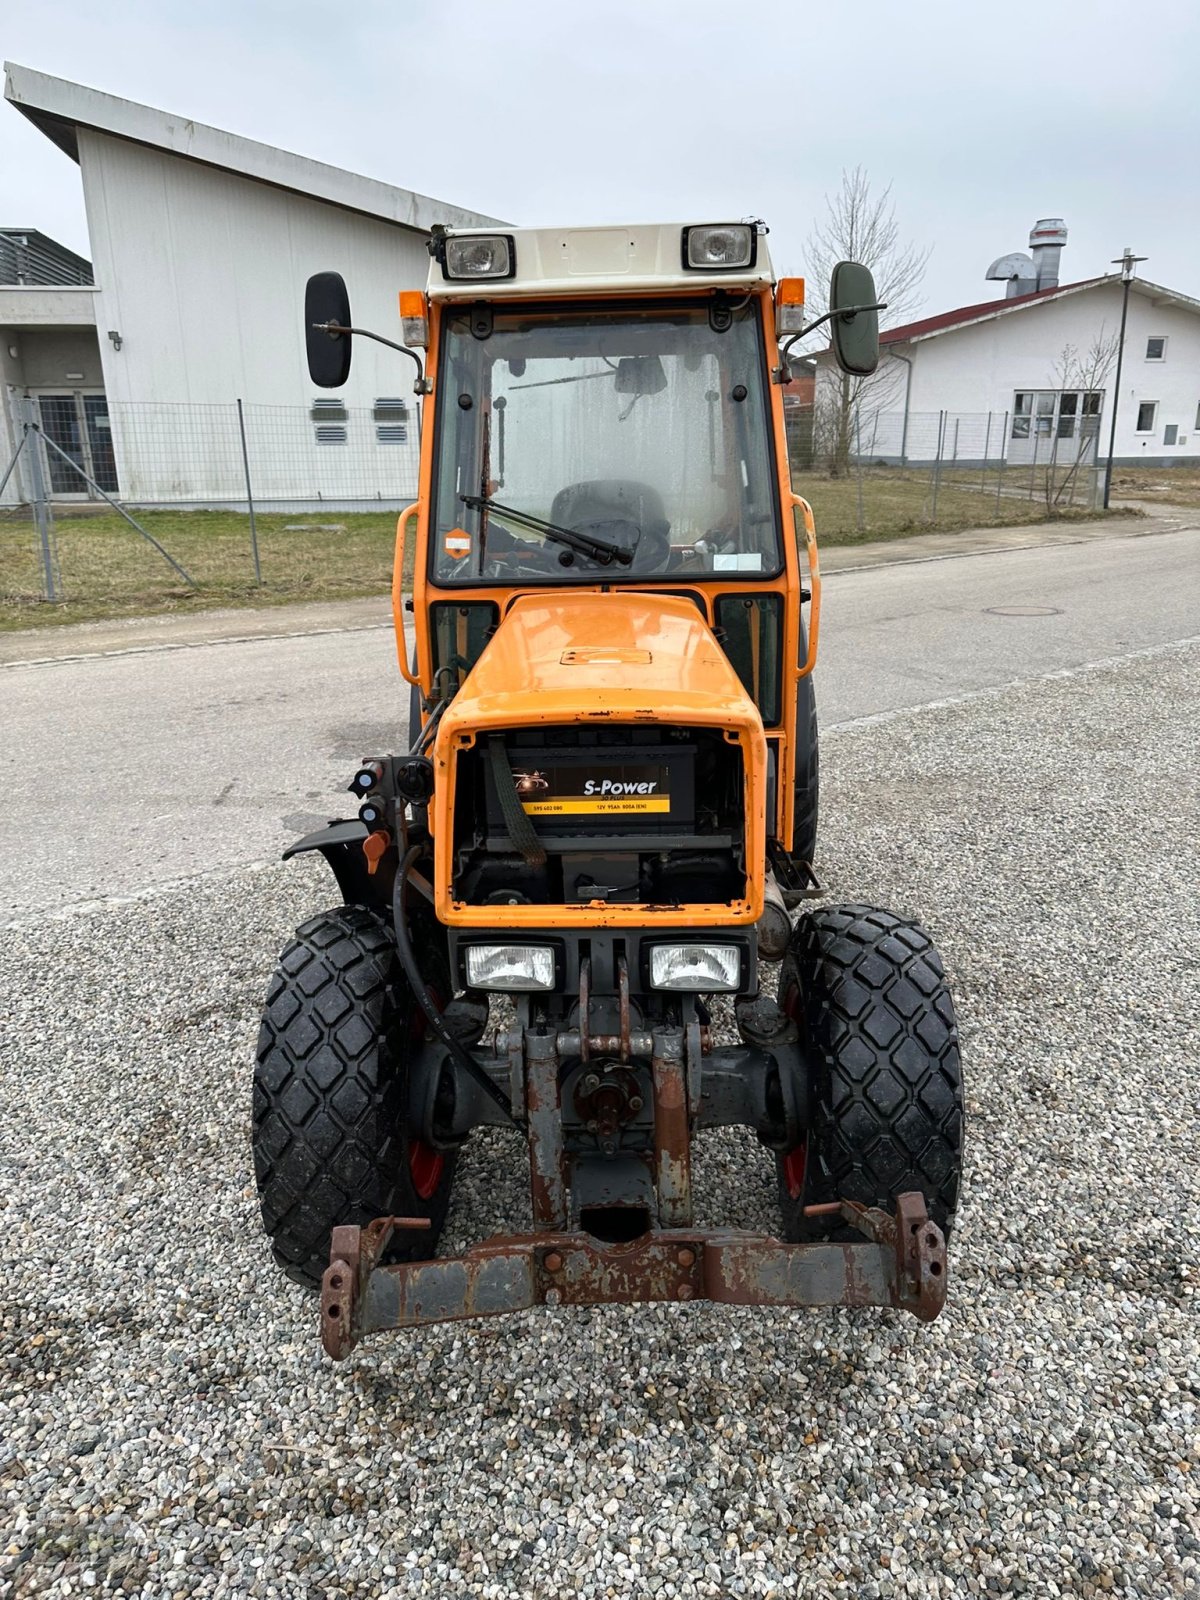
[
  {"xmin": 2, "ymin": 393, "xmax": 1107, "ymax": 617},
  {"xmin": 784, "ymin": 402, "xmax": 1105, "ymax": 535}
]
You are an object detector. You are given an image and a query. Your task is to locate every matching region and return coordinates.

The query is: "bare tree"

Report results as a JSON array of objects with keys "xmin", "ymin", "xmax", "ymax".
[
  {"xmin": 1043, "ymin": 328, "xmax": 1121, "ymax": 509},
  {"xmin": 802, "ymin": 168, "xmax": 930, "ymax": 476}
]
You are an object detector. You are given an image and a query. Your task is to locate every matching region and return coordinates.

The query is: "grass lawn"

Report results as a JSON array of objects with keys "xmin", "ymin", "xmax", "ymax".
[
  {"xmin": 1107, "ymin": 465, "xmax": 1200, "ymax": 509},
  {"xmin": 0, "ymin": 475, "xmax": 1137, "ymax": 633},
  {"xmin": 0, "ymin": 508, "xmax": 407, "ymax": 632}
]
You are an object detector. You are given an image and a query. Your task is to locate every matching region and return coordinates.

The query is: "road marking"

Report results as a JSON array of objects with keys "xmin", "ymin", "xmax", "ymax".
[
  {"xmin": 0, "ymin": 620, "xmax": 392, "ymax": 672},
  {"xmin": 2, "ymin": 857, "xmax": 282, "ymax": 932},
  {"xmin": 826, "ymin": 633, "xmax": 1200, "ymax": 734},
  {"xmin": 4, "ymin": 632, "xmax": 1197, "ymax": 930}
]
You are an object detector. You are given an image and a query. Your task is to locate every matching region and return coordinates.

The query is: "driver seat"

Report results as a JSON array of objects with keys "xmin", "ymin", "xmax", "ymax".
[{"xmin": 549, "ymin": 479, "xmax": 671, "ymax": 569}]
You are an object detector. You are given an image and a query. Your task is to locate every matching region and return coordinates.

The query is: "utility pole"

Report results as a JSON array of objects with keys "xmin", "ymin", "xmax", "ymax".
[{"xmin": 1102, "ymin": 247, "xmax": 1148, "ymax": 510}]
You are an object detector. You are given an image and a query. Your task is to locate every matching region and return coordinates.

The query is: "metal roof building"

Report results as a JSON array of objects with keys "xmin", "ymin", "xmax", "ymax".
[{"xmin": 1, "ymin": 63, "xmax": 502, "ymax": 506}]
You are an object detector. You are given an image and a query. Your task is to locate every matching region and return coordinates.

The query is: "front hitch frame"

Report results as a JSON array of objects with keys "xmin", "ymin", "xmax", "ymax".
[{"xmin": 318, "ymin": 1192, "xmax": 947, "ymax": 1360}]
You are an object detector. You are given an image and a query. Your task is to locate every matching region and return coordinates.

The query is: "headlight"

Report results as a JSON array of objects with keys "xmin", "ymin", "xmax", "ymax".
[
  {"xmin": 465, "ymin": 943, "xmax": 555, "ymax": 991},
  {"xmin": 443, "ymin": 234, "xmax": 515, "ymax": 280},
  {"xmin": 683, "ymin": 223, "xmax": 755, "ymax": 272},
  {"xmin": 649, "ymin": 943, "xmax": 741, "ymax": 992}
]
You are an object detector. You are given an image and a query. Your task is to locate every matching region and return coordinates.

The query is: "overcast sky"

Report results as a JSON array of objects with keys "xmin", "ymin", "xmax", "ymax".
[{"xmin": 4, "ymin": 0, "xmax": 1199, "ymax": 318}]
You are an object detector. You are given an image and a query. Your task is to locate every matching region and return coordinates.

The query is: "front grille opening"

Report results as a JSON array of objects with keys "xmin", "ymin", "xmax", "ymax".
[{"xmin": 452, "ymin": 724, "xmax": 746, "ymax": 908}]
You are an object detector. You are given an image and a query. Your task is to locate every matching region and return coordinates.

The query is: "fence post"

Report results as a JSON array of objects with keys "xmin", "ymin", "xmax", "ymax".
[
  {"xmin": 21, "ymin": 396, "xmax": 59, "ymax": 603},
  {"xmin": 854, "ymin": 405, "xmax": 866, "ymax": 533},
  {"xmin": 995, "ymin": 411, "xmax": 1008, "ymax": 518},
  {"xmin": 980, "ymin": 412, "xmax": 992, "ymax": 494},
  {"xmin": 236, "ymin": 398, "xmax": 262, "ymax": 586},
  {"xmin": 1029, "ymin": 425, "xmax": 1040, "ymax": 500},
  {"xmin": 930, "ymin": 410, "xmax": 945, "ymax": 521}
]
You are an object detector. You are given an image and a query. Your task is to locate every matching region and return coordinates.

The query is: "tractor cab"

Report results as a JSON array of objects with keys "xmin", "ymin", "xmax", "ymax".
[{"xmin": 255, "ymin": 222, "xmax": 963, "ymax": 1361}]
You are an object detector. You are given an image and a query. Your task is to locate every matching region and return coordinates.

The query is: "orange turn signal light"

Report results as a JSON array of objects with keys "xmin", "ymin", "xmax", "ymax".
[{"xmin": 399, "ymin": 291, "xmax": 429, "ymax": 349}]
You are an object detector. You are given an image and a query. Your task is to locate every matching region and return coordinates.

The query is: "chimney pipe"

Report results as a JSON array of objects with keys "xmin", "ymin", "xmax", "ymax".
[{"xmin": 1029, "ymin": 218, "xmax": 1068, "ymax": 292}]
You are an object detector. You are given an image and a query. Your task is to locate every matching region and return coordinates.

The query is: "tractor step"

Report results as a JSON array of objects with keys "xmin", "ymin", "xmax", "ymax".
[
  {"xmin": 318, "ymin": 1192, "xmax": 947, "ymax": 1359},
  {"xmin": 767, "ymin": 841, "xmax": 825, "ymax": 906}
]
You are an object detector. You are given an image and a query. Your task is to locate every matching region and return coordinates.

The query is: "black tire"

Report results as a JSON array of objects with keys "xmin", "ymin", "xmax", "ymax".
[
  {"xmin": 252, "ymin": 905, "xmax": 456, "ymax": 1287},
  {"xmin": 776, "ymin": 903, "xmax": 963, "ymax": 1243},
  {"xmin": 791, "ymin": 672, "xmax": 819, "ymax": 866}
]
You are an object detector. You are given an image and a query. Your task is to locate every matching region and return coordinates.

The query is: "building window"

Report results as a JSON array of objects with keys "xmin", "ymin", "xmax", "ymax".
[
  {"xmin": 1012, "ymin": 389, "xmax": 1104, "ymax": 443},
  {"xmin": 310, "ymin": 397, "xmax": 348, "ymax": 421},
  {"xmin": 1145, "ymin": 337, "xmax": 1167, "ymax": 361},
  {"xmin": 1164, "ymin": 424, "xmax": 1179, "ymax": 447},
  {"xmin": 1136, "ymin": 402, "xmax": 1157, "ymax": 433}
]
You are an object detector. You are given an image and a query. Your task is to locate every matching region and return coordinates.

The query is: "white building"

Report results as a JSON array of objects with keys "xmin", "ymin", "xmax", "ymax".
[
  {"xmin": 817, "ymin": 220, "xmax": 1200, "ymax": 468},
  {"xmin": 1, "ymin": 63, "xmax": 501, "ymax": 506}
]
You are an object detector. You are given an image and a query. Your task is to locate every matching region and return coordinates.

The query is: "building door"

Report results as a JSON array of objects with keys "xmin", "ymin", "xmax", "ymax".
[
  {"xmin": 32, "ymin": 390, "xmax": 119, "ymax": 498},
  {"xmin": 1009, "ymin": 389, "xmax": 1103, "ymax": 467}
]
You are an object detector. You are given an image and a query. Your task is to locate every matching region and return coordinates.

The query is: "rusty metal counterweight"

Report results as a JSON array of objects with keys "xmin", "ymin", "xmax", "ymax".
[{"xmin": 319, "ymin": 1195, "xmax": 948, "ymax": 1360}]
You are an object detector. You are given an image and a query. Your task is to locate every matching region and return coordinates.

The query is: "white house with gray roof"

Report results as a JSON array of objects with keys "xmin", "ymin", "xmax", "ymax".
[{"xmin": 816, "ymin": 220, "xmax": 1200, "ymax": 468}]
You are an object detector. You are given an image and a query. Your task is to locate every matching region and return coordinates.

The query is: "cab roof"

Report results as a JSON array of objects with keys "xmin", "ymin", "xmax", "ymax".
[{"xmin": 427, "ymin": 222, "xmax": 775, "ymax": 300}]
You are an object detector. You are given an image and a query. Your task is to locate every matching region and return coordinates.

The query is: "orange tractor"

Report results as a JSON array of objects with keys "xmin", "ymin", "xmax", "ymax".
[{"xmin": 251, "ymin": 221, "xmax": 963, "ymax": 1358}]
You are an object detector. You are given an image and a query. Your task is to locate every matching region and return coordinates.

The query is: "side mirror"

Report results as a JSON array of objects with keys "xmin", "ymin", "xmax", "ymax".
[
  {"xmin": 305, "ymin": 272, "xmax": 352, "ymax": 388},
  {"xmin": 829, "ymin": 260, "xmax": 880, "ymax": 377}
]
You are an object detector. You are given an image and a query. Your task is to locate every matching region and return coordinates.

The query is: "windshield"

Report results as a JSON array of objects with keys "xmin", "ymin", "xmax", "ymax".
[{"xmin": 430, "ymin": 300, "xmax": 783, "ymax": 585}]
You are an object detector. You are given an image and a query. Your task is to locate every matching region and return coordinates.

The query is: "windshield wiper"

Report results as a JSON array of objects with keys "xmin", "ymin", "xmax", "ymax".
[{"xmin": 460, "ymin": 494, "xmax": 633, "ymax": 567}]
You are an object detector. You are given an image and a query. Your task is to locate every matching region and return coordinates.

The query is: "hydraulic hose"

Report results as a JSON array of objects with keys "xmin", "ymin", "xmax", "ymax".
[{"xmin": 393, "ymin": 845, "xmax": 515, "ymax": 1122}]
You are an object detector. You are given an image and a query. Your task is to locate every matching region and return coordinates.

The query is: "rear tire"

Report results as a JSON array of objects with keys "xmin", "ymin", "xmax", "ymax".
[
  {"xmin": 776, "ymin": 903, "xmax": 963, "ymax": 1243},
  {"xmin": 252, "ymin": 905, "xmax": 456, "ymax": 1288}
]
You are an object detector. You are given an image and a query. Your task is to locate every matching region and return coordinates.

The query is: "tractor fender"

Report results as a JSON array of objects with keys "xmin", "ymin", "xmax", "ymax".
[{"xmin": 282, "ymin": 820, "xmax": 393, "ymax": 911}]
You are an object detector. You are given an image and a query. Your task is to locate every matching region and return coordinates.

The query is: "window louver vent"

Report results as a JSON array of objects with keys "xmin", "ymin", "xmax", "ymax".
[
  {"xmin": 311, "ymin": 398, "xmax": 348, "ymax": 422},
  {"xmin": 376, "ymin": 424, "xmax": 408, "ymax": 444},
  {"xmin": 314, "ymin": 424, "xmax": 348, "ymax": 445}
]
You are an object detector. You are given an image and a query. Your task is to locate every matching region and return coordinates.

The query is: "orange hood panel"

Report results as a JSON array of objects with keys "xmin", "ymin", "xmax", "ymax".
[{"xmin": 437, "ymin": 591, "xmax": 761, "ymax": 734}]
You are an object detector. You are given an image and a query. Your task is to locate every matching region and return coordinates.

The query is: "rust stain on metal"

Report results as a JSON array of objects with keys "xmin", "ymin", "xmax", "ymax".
[
  {"xmin": 525, "ymin": 1033, "xmax": 567, "ymax": 1227},
  {"xmin": 617, "ymin": 956, "xmax": 632, "ymax": 1064},
  {"xmin": 321, "ymin": 1207, "xmax": 950, "ymax": 1358},
  {"xmin": 651, "ymin": 1028, "xmax": 692, "ymax": 1227}
]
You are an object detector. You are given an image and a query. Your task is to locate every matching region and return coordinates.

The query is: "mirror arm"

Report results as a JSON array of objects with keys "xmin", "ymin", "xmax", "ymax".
[
  {"xmin": 313, "ymin": 322, "xmax": 430, "ymax": 394},
  {"xmin": 774, "ymin": 302, "xmax": 887, "ymax": 380}
]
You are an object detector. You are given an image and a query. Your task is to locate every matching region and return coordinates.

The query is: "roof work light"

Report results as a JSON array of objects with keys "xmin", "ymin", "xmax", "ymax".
[
  {"xmin": 682, "ymin": 223, "xmax": 756, "ymax": 271},
  {"xmin": 442, "ymin": 234, "xmax": 516, "ymax": 281}
]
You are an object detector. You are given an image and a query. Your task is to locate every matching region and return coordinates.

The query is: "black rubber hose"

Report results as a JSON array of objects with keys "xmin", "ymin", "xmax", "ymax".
[{"xmin": 393, "ymin": 845, "xmax": 515, "ymax": 1122}]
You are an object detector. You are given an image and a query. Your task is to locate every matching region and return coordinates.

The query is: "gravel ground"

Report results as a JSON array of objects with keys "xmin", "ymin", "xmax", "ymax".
[{"xmin": 2, "ymin": 641, "xmax": 1198, "ymax": 1599}]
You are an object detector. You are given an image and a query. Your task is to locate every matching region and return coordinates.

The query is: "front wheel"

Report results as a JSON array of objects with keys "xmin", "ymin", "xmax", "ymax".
[
  {"xmin": 252, "ymin": 905, "xmax": 456, "ymax": 1287},
  {"xmin": 776, "ymin": 904, "xmax": 964, "ymax": 1243}
]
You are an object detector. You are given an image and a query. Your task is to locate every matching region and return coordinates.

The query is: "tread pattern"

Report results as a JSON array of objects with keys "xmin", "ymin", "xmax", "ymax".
[
  {"xmin": 778, "ymin": 903, "xmax": 963, "ymax": 1242},
  {"xmin": 252, "ymin": 905, "xmax": 454, "ymax": 1287}
]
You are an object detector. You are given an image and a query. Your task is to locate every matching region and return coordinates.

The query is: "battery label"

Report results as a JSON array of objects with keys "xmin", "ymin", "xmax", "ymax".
[{"xmin": 513, "ymin": 762, "xmax": 671, "ymax": 815}]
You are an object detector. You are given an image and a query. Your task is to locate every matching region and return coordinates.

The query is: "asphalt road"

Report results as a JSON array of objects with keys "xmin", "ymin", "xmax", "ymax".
[{"xmin": 1, "ymin": 524, "xmax": 1196, "ymax": 920}]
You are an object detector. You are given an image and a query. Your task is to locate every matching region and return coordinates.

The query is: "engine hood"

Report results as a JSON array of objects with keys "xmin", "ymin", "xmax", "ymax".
[
  {"xmin": 434, "ymin": 591, "xmax": 763, "ymax": 737},
  {"xmin": 429, "ymin": 591, "xmax": 769, "ymax": 927}
]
